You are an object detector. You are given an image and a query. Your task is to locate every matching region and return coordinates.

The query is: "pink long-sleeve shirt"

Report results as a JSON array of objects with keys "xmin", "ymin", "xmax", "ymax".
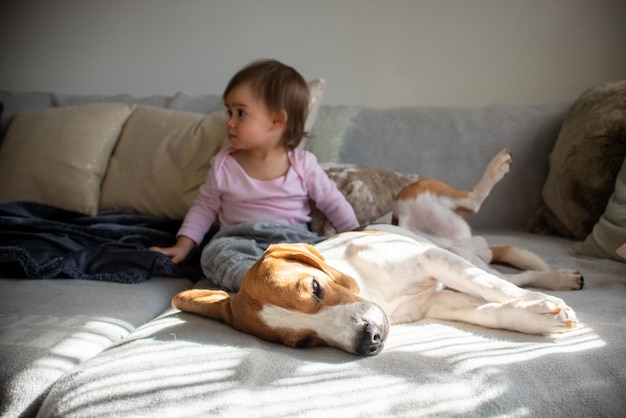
[{"xmin": 178, "ymin": 146, "xmax": 358, "ymax": 245}]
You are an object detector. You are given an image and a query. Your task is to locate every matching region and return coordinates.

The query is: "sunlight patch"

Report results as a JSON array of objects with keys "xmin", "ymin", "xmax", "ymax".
[{"xmin": 386, "ymin": 321, "xmax": 604, "ymax": 373}]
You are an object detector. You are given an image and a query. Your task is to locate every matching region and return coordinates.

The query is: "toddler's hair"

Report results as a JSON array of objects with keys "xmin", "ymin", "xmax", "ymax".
[{"xmin": 223, "ymin": 59, "xmax": 310, "ymax": 149}]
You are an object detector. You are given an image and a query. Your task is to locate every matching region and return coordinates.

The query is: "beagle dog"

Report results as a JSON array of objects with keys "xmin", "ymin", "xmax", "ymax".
[
  {"xmin": 392, "ymin": 149, "xmax": 584, "ymax": 291},
  {"xmin": 173, "ymin": 225, "xmax": 578, "ymax": 355}
]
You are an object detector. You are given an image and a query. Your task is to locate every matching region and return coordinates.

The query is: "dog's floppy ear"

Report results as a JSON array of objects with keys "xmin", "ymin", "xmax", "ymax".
[
  {"xmin": 266, "ymin": 243, "xmax": 360, "ymax": 293},
  {"xmin": 265, "ymin": 243, "xmax": 326, "ymax": 267},
  {"xmin": 172, "ymin": 289, "xmax": 234, "ymax": 325}
]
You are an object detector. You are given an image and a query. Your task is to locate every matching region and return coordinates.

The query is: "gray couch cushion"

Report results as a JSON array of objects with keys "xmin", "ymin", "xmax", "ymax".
[
  {"xmin": 36, "ymin": 233, "xmax": 626, "ymax": 417},
  {"xmin": 166, "ymin": 91, "xmax": 224, "ymax": 113},
  {"xmin": 0, "ymin": 277, "xmax": 192, "ymax": 418},
  {"xmin": 0, "ymin": 91, "xmax": 222, "ymax": 145},
  {"xmin": 0, "ymin": 91, "xmax": 54, "ymax": 142}
]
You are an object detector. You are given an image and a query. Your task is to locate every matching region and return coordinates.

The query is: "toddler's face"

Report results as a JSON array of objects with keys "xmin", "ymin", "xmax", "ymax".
[{"xmin": 224, "ymin": 84, "xmax": 283, "ymax": 150}]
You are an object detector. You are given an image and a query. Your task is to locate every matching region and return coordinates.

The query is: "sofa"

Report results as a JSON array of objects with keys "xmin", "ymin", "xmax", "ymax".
[{"xmin": 1, "ymin": 80, "xmax": 625, "ymax": 418}]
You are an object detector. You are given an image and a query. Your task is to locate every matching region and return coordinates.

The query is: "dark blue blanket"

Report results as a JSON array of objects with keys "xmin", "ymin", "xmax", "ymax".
[{"xmin": 0, "ymin": 201, "xmax": 202, "ymax": 283}]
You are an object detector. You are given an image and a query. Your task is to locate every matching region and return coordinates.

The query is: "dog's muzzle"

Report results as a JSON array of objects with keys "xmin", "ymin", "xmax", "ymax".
[
  {"xmin": 357, "ymin": 321, "xmax": 386, "ymax": 356},
  {"xmin": 352, "ymin": 303, "xmax": 389, "ymax": 356}
]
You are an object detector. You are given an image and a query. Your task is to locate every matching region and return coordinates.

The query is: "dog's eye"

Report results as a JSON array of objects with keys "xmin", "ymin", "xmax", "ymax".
[
  {"xmin": 296, "ymin": 336, "xmax": 313, "ymax": 348},
  {"xmin": 312, "ymin": 279, "xmax": 323, "ymax": 300}
]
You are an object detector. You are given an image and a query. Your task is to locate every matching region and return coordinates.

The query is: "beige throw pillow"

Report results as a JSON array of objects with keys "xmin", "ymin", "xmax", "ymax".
[
  {"xmin": 0, "ymin": 103, "xmax": 134, "ymax": 215},
  {"xmin": 99, "ymin": 106, "xmax": 227, "ymax": 219}
]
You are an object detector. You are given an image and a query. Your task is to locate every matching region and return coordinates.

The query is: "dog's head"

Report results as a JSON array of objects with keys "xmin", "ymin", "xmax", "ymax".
[{"xmin": 172, "ymin": 242, "xmax": 389, "ymax": 355}]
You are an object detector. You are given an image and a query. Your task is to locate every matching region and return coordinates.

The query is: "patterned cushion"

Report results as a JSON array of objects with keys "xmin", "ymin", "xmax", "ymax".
[{"xmin": 310, "ymin": 163, "xmax": 419, "ymax": 236}]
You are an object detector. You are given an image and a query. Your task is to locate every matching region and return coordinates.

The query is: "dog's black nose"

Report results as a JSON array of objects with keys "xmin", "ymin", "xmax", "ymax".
[{"xmin": 357, "ymin": 323, "xmax": 384, "ymax": 356}]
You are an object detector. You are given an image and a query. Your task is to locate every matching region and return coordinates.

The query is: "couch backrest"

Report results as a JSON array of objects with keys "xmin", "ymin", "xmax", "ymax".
[
  {"xmin": 1, "ymin": 91, "xmax": 570, "ymax": 230},
  {"xmin": 309, "ymin": 103, "xmax": 570, "ymax": 230},
  {"xmin": 0, "ymin": 91, "xmax": 224, "ymax": 144}
]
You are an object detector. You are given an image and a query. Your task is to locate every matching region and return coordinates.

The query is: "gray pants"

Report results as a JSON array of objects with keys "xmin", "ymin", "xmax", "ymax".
[{"xmin": 200, "ymin": 222, "xmax": 324, "ymax": 293}]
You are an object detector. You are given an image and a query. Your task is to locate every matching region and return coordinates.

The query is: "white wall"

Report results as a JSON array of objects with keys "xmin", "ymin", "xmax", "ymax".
[{"xmin": 1, "ymin": 0, "xmax": 625, "ymax": 107}]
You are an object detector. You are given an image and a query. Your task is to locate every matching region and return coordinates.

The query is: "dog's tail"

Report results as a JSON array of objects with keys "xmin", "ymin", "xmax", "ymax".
[{"xmin": 490, "ymin": 246, "xmax": 550, "ymax": 271}]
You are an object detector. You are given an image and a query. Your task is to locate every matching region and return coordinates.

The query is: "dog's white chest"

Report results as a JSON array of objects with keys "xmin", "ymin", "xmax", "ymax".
[{"xmin": 317, "ymin": 230, "xmax": 440, "ymax": 323}]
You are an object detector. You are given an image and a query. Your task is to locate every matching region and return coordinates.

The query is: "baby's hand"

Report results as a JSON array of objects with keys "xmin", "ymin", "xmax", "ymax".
[
  {"xmin": 150, "ymin": 246, "xmax": 187, "ymax": 264},
  {"xmin": 150, "ymin": 236, "xmax": 197, "ymax": 264}
]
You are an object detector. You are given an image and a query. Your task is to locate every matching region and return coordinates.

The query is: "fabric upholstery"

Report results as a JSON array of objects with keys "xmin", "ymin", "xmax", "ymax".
[
  {"xmin": 36, "ymin": 232, "xmax": 626, "ymax": 417},
  {"xmin": 3, "ymin": 87, "xmax": 626, "ymax": 418},
  {"xmin": 573, "ymin": 159, "xmax": 626, "ymax": 261},
  {"xmin": 304, "ymin": 79, "xmax": 326, "ymax": 133},
  {"xmin": 99, "ymin": 106, "xmax": 227, "ymax": 219},
  {"xmin": 339, "ymin": 104, "xmax": 569, "ymax": 230},
  {"xmin": 0, "ymin": 277, "xmax": 193, "ymax": 417},
  {"xmin": 527, "ymin": 80, "xmax": 626, "ymax": 240},
  {"xmin": 310, "ymin": 163, "xmax": 419, "ymax": 236},
  {"xmin": 0, "ymin": 103, "xmax": 134, "ymax": 215},
  {"xmin": 304, "ymin": 105, "xmax": 362, "ymax": 163}
]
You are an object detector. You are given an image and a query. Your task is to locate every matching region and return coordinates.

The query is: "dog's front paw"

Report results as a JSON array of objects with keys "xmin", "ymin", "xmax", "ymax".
[
  {"xmin": 514, "ymin": 298, "xmax": 579, "ymax": 334},
  {"xmin": 521, "ymin": 289, "xmax": 567, "ymax": 305}
]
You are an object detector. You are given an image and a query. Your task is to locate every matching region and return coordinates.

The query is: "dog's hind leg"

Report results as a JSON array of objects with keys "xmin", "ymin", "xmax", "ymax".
[
  {"xmin": 500, "ymin": 270, "xmax": 584, "ymax": 291},
  {"xmin": 489, "ymin": 246, "xmax": 584, "ymax": 291},
  {"xmin": 464, "ymin": 149, "xmax": 512, "ymax": 213},
  {"xmin": 394, "ymin": 149, "xmax": 512, "ymax": 220},
  {"xmin": 416, "ymin": 245, "xmax": 577, "ymax": 316}
]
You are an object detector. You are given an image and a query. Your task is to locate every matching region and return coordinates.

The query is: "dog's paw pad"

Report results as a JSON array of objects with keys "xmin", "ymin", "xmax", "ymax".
[
  {"xmin": 547, "ymin": 304, "xmax": 561, "ymax": 315},
  {"xmin": 528, "ymin": 269, "xmax": 584, "ymax": 291},
  {"xmin": 563, "ymin": 269, "xmax": 584, "ymax": 290},
  {"xmin": 549, "ymin": 269, "xmax": 585, "ymax": 291}
]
